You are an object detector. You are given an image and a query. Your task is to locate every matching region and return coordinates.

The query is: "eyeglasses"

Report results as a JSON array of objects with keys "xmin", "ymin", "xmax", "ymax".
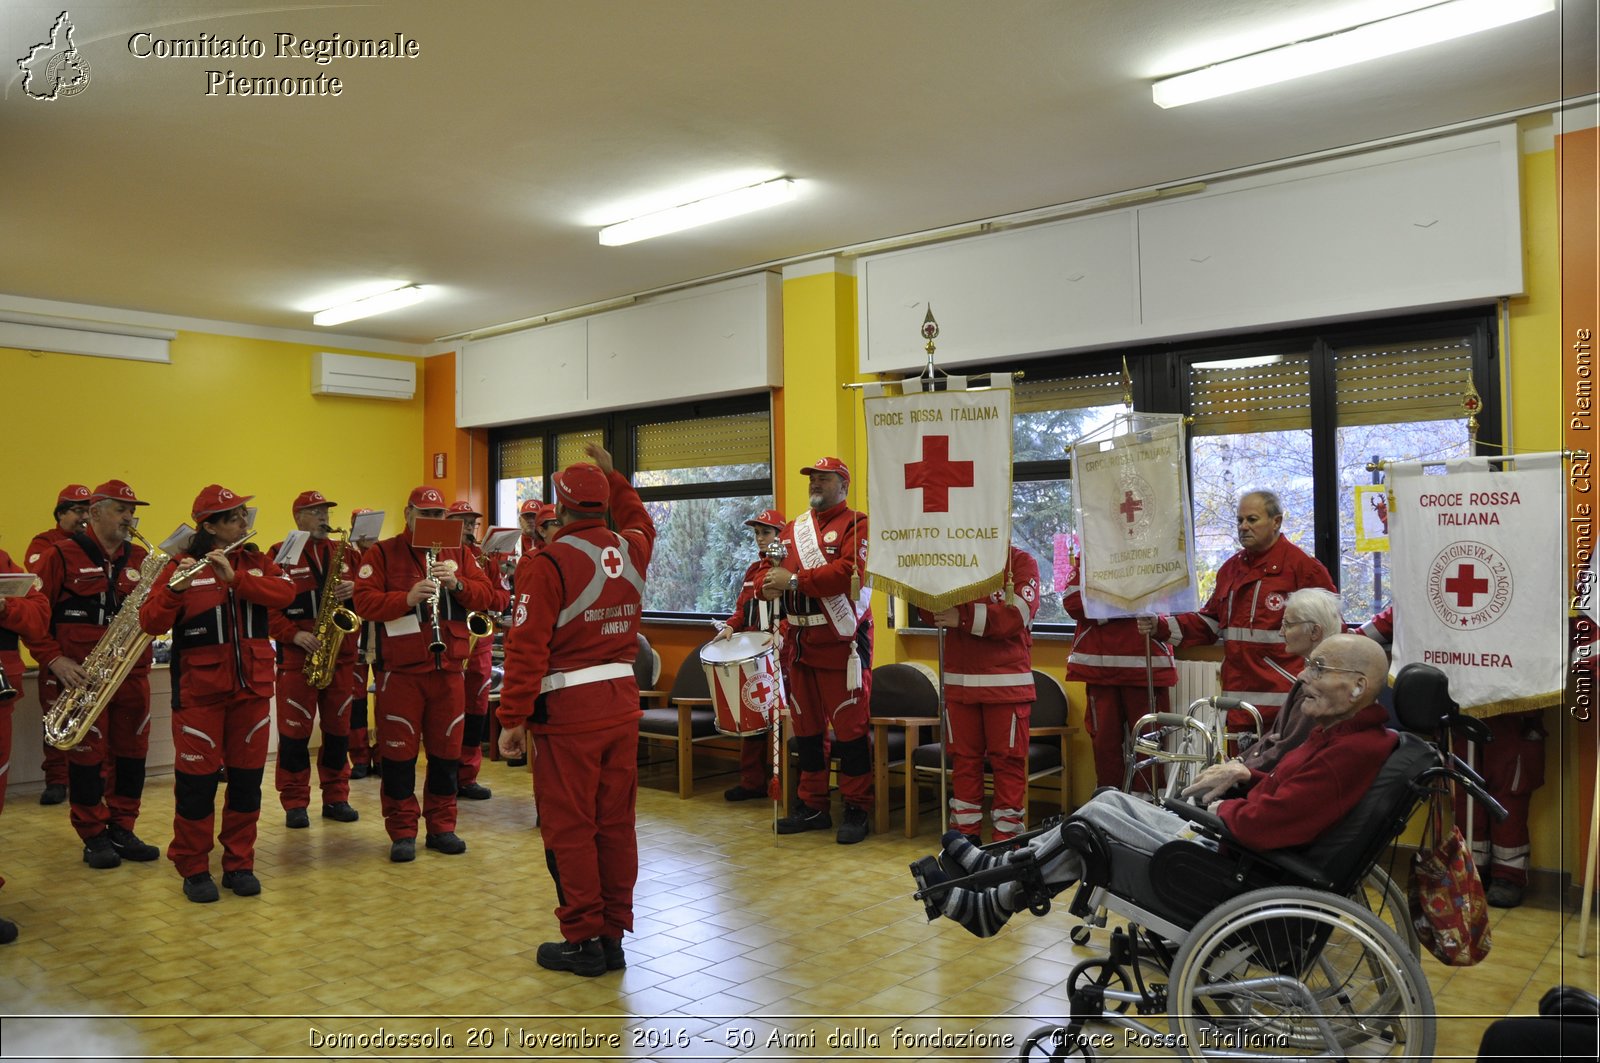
[
  {"xmin": 1304, "ymin": 657, "xmax": 1366, "ymax": 680},
  {"xmin": 1282, "ymin": 619, "xmax": 1316, "ymax": 630}
]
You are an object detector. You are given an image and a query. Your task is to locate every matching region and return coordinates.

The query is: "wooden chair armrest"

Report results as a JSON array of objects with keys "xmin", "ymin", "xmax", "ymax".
[
  {"xmin": 1027, "ymin": 725, "xmax": 1078, "ymax": 737},
  {"xmin": 670, "ymin": 697, "xmax": 713, "ymax": 706},
  {"xmin": 868, "ymin": 715, "xmax": 941, "ymax": 728}
]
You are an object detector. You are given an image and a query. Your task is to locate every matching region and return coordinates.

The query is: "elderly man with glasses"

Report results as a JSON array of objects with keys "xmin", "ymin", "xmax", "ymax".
[{"xmin": 913, "ymin": 633, "xmax": 1395, "ymax": 939}]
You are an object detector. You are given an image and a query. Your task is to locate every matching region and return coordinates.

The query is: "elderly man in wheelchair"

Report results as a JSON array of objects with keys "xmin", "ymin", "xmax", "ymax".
[{"xmin": 911, "ymin": 633, "xmax": 1500, "ymax": 1062}]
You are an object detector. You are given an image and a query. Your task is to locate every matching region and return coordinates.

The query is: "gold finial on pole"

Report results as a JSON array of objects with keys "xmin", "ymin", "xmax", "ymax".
[
  {"xmin": 1462, "ymin": 380, "xmax": 1483, "ymax": 444},
  {"xmin": 921, "ymin": 306, "xmax": 939, "ymax": 370},
  {"xmin": 1120, "ymin": 355, "xmax": 1134, "ymax": 409}
]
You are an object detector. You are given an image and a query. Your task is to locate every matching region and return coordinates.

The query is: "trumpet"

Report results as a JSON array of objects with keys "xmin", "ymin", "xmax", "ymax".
[
  {"xmin": 464, "ymin": 610, "xmax": 495, "ymax": 664},
  {"xmin": 169, "ymin": 531, "xmax": 258, "ymax": 590}
]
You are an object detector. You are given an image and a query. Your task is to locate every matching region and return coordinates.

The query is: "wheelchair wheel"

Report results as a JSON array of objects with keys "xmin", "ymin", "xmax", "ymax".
[
  {"xmin": 1352, "ymin": 864, "xmax": 1421, "ymax": 960},
  {"xmin": 1167, "ymin": 885, "xmax": 1434, "ymax": 1061}
]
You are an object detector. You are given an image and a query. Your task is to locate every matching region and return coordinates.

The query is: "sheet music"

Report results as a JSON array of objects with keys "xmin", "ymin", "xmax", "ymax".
[
  {"xmin": 158, "ymin": 524, "xmax": 196, "ymax": 555},
  {"xmin": 482, "ymin": 527, "xmax": 522, "ymax": 553},
  {"xmin": 274, "ymin": 531, "xmax": 310, "ymax": 567},
  {"xmin": 350, "ymin": 509, "xmax": 385, "ymax": 542},
  {"xmin": 0, "ymin": 573, "xmax": 39, "ymax": 599}
]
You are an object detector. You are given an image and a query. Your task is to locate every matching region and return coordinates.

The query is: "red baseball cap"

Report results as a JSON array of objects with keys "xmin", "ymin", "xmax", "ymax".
[
  {"xmin": 57, "ymin": 484, "xmax": 91, "ymax": 505},
  {"xmin": 519, "ymin": 499, "xmax": 543, "ymax": 515},
  {"xmin": 552, "ymin": 463, "xmax": 609, "ymax": 512},
  {"xmin": 292, "ymin": 490, "xmax": 337, "ymax": 514},
  {"xmin": 535, "ymin": 504, "xmax": 558, "ymax": 526},
  {"xmin": 799, "ymin": 456, "xmax": 850, "ymax": 484},
  {"xmin": 192, "ymin": 484, "xmax": 254, "ymax": 521},
  {"xmin": 745, "ymin": 508, "xmax": 786, "ymax": 531},
  {"xmin": 408, "ymin": 486, "xmax": 447, "ymax": 510},
  {"xmin": 448, "ymin": 500, "xmax": 483, "ymax": 518},
  {"xmin": 90, "ymin": 479, "xmax": 149, "ymax": 506}
]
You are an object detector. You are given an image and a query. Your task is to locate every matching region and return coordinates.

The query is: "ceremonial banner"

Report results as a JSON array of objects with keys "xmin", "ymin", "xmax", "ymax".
[
  {"xmin": 864, "ymin": 380, "xmax": 1013, "ymax": 611},
  {"xmin": 1389, "ymin": 453, "xmax": 1565, "ymax": 716},
  {"xmin": 1071, "ymin": 413, "xmax": 1198, "ymax": 618}
]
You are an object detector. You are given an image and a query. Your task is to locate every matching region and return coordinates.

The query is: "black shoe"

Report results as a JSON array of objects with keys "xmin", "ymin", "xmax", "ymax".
[
  {"xmin": 38, "ymin": 784, "xmax": 66, "ymax": 806},
  {"xmin": 536, "ymin": 938, "xmax": 605, "ymax": 977},
  {"xmin": 348, "ymin": 763, "xmax": 369, "ymax": 780},
  {"xmin": 0, "ymin": 916, "xmax": 16, "ymax": 944},
  {"xmin": 220, "ymin": 869, "xmax": 261, "ymax": 897},
  {"xmin": 775, "ymin": 805, "xmax": 832, "ymax": 835},
  {"xmin": 183, "ymin": 872, "xmax": 219, "ymax": 904},
  {"xmin": 909, "ymin": 855, "xmax": 952, "ymax": 920},
  {"xmin": 107, "ymin": 825, "xmax": 159, "ymax": 861},
  {"xmin": 504, "ymin": 756, "xmax": 528, "ymax": 768},
  {"xmin": 458, "ymin": 782, "xmax": 493, "ymax": 801},
  {"xmin": 1486, "ymin": 877, "xmax": 1525, "ymax": 908},
  {"xmin": 322, "ymin": 802, "xmax": 359, "ymax": 823},
  {"xmin": 425, "ymin": 831, "xmax": 467, "ymax": 855},
  {"xmin": 599, "ymin": 935, "xmax": 626, "ymax": 970},
  {"xmin": 285, "ymin": 808, "xmax": 310, "ymax": 829},
  {"xmin": 837, "ymin": 805, "xmax": 870, "ymax": 845},
  {"xmin": 82, "ymin": 832, "xmax": 122, "ymax": 869},
  {"xmin": 724, "ymin": 784, "xmax": 767, "ymax": 802},
  {"xmin": 389, "ymin": 837, "xmax": 416, "ymax": 863}
]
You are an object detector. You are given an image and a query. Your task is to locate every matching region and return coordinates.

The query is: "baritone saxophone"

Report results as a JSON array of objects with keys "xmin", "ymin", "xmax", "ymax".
[{"xmin": 303, "ymin": 531, "xmax": 361, "ymax": 690}]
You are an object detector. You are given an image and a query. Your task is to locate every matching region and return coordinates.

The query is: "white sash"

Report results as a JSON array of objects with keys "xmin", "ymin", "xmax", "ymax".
[{"xmin": 794, "ymin": 511, "xmax": 858, "ymax": 640}]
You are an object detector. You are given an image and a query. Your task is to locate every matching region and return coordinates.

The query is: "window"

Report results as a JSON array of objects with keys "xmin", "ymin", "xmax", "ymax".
[{"xmin": 490, "ymin": 398, "xmax": 773, "ymax": 619}]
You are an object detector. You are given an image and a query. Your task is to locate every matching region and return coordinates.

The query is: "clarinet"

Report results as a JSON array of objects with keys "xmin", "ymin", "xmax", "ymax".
[{"xmin": 425, "ymin": 546, "xmax": 446, "ymax": 666}]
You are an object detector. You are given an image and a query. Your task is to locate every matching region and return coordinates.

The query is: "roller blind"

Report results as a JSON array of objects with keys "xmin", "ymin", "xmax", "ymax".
[
  {"xmin": 1334, "ymin": 336, "xmax": 1474, "ymax": 426},
  {"xmin": 635, "ymin": 409, "xmax": 771, "ymax": 472},
  {"xmin": 1189, "ymin": 353, "xmax": 1312, "ymax": 436},
  {"xmin": 555, "ymin": 428, "xmax": 606, "ymax": 470},
  {"xmin": 497, "ymin": 436, "xmax": 543, "ymax": 479},
  {"xmin": 1014, "ymin": 370, "xmax": 1124, "ymax": 414}
]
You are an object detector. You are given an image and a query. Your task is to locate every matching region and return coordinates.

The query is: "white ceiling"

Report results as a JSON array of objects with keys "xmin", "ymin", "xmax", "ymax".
[{"xmin": 1, "ymin": 0, "xmax": 1594, "ymax": 350}]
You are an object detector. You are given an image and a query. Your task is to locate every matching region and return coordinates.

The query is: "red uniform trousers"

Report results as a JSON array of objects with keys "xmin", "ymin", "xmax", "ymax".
[
  {"xmin": 1085, "ymin": 684, "xmax": 1171, "ymax": 791},
  {"xmin": 40, "ymin": 735, "xmax": 68, "ymax": 787},
  {"xmin": 374, "ymin": 669, "xmax": 464, "ymax": 839},
  {"xmin": 1454, "ymin": 712, "xmax": 1546, "ymax": 886},
  {"xmin": 274, "ymin": 666, "xmax": 353, "ymax": 809},
  {"xmin": 349, "ymin": 660, "xmax": 374, "ymax": 769},
  {"xmin": 789, "ymin": 661, "xmax": 873, "ymax": 811},
  {"xmin": 531, "ymin": 714, "xmax": 638, "ymax": 943},
  {"xmin": 169, "ymin": 693, "xmax": 271, "ymax": 878},
  {"xmin": 458, "ymin": 647, "xmax": 493, "ymax": 786},
  {"xmin": 946, "ymin": 700, "xmax": 1032, "ymax": 840},
  {"xmin": 42, "ymin": 664, "xmax": 151, "ymax": 841}
]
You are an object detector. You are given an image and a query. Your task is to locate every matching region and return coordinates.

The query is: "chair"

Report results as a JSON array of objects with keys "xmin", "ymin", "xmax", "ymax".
[
  {"xmin": 632, "ymin": 632, "xmax": 662, "ymax": 694},
  {"xmin": 637, "ymin": 640, "xmax": 717, "ymax": 799},
  {"xmin": 904, "ymin": 669, "xmax": 1076, "ymax": 838}
]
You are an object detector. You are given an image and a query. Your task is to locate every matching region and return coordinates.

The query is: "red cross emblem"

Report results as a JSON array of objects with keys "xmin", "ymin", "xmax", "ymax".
[
  {"xmin": 1444, "ymin": 563, "xmax": 1489, "ymax": 608},
  {"xmin": 904, "ymin": 435, "xmax": 974, "ymax": 514},
  {"xmin": 1119, "ymin": 490, "xmax": 1143, "ymax": 523},
  {"xmin": 751, "ymin": 679, "xmax": 772, "ymax": 704},
  {"xmin": 600, "ymin": 545, "xmax": 624, "ymax": 578}
]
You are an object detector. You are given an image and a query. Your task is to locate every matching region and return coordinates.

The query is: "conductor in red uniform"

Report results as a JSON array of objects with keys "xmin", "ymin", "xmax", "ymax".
[
  {"xmin": 1, "ymin": 546, "xmax": 51, "ymax": 942},
  {"xmin": 353, "ymin": 486, "xmax": 498, "ymax": 863},
  {"xmin": 24, "ymin": 483, "xmax": 92, "ymax": 807},
  {"xmin": 140, "ymin": 485, "xmax": 297, "ymax": 902},
  {"xmin": 499, "ymin": 444, "xmax": 656, "ymax": 978},
  {"xmin": 25, "ymin": 480, "xmax": 162, "ymax": 869},
  {"xmin": 920, "ymin": 544, "xmax": 1042, "ymax": 842},
  {"xmin": 761, "ymin": 457, "xmax": 874, "ymax": 845},
  {"xmin": 267, "ymin": 491, "xmax": 361, "ymax": 829}
]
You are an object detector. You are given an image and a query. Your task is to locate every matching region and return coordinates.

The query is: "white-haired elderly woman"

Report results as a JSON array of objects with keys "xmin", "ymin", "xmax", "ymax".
[{"xmin": 1183, "ymin": 586, "xmax": 1345, "ymax": 804}]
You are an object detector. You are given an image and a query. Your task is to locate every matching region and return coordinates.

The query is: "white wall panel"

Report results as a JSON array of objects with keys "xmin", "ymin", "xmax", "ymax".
[
  {"xmin": 857, "ymin": 213, "xmax": 1140, "ymax": 373},
  {"xmin": 458, "ymin": 319, "xmax": 586, "ymax": 427}
]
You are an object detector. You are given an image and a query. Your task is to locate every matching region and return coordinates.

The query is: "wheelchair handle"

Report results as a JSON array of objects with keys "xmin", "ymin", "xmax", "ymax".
[{"xmin": 1418, "ymin": 766, "xmax": 1509, "ymax": 823}]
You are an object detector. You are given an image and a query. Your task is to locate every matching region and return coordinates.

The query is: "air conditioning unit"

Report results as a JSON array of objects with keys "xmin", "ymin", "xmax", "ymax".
[{"xmin": 311, "ymin": 352, "xmax": 416, "ymax": 400}]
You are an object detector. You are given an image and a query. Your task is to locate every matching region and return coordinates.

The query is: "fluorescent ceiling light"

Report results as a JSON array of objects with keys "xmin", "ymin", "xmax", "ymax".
[
  {"xmin": 1152, "ymin": 0, "xmax": 1554, "ymax": 108},
  {"xmin": 313, "ymin": 284, "xmax": 431, "ymax": 326},
  {"xmin": 598, "ymin": 178, "xmax": 797, "ymax": 246}
]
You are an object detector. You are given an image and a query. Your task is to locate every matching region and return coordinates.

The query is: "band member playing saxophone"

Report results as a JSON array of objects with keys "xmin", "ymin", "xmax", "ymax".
[
  {"xmin": 1, "ymin": 545, "xmax": 51, "ymax": 943},
  {"xmin": 448, "ymin": 500, "xmax": 506, "ymax": 802},
  {"xmin": 353, "ymin": 487, "xmax": 497, "ymax": 863},
  {"xmin": 141, "ymin": 485, "xmax": 295, "ymax": 903},
  {"xmin": 268, "ymin": 491, "xmax": 360, "ymax": 830},
  {"xmin": 23, "ymin": 480, "xmax": 162, "ymax": 870},
  {"xmin": 24, "ymin": 484, "xmax": 92, "ymax": 806}
]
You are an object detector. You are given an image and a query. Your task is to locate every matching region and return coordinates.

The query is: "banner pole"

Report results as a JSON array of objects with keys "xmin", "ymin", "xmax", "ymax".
[{"xmin": 938, "ymin": 626, "xmax": 949, "ymax": 834}]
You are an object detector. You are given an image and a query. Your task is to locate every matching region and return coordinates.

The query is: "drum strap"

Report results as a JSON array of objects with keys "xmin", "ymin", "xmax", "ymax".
[{"xmin": 539, "ymin": 661, "xmax": 633, "ymax": 695}]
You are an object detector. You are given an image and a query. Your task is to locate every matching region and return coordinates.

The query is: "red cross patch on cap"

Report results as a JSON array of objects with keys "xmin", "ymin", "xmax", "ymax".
[
  {"xmin": 292, "ymin": 490, "xmax": 337, "ymax": 514},
  {"xmin": 553, "ymin": 463, "xmax": 609, "ymax": 512},
  {"xmin": 799, "ymin": 456, "xmax": 850, "ymax": 484},
  {"xmin": 519, "ymin": 499, "xmax": 543, "ymax": 515},
  {"xmin": 448, "ymin": 500, "xmax": 483, "ymax": 518},
  {"xmin": 57, "ymin": 484, "xmax": 91, "ymax": 504},
  {"xmin": 90, "ymin": 480, "xmax": 149, "ymax": 506},
  {"xmin": 193, "ymin": 484, "xmax": 254, "ymax": 521},
  {"xmin": 408, "ymin": 486, "xmax": 447, "ymax": 509},
  {"xmin": 744, "ymin": 508, "xmax": 786, "ymax": 530}
]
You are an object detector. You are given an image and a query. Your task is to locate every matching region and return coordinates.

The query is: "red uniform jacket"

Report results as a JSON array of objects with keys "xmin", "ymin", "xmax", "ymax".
[
  {"xmin": 26, "ymin": 531, "xmax": 155, "ymax": 675},
  {"xmin": 725, "ymin": 555, "xmax": 784, "ymax": 634},
  {"xmin": 772, "ymin": 500, "xmax": 871, "ymax": 671},
  {"xmin": 1064, "ymin": 585, "xmax": 1178, "ymax": 688},
  {"xmin": 1164, "ymin": 535, "xmax": 1335, "ymax": 710},
  {"xmin": 352, "ymin": 529, "xmax": 499, "ymax": 674},
  {"xmin": 499, "ymin": 470, "xmax": 656, "ymax": 734},
  {"xmin": 1216, "ymin": 702, "xmax": 1396, "ymax": 851},
  {"xmin": 1, "ymin": 548, "xmax": 51, "ymax": 685},
  {"xmin": 140, "ymin": 546, "xmax": 297, "ymax": 705},
  {"xmin": 24, "ymin": 527, "xmax": 68, "ymax": 573},
  {"xmin": 917, "ymin": 545, "xmax": 1041, "ymax": 705},
  {"xmin": 1359, "ymin": 605, "xmax": 1394, "ymax": 648},
  {"xmin": 463, "ymin": 541, "xmax": 510, "ymax": 667},
  {"xmin": 268, "ymin": 535, "xmax": 361, "ymax": 670}
]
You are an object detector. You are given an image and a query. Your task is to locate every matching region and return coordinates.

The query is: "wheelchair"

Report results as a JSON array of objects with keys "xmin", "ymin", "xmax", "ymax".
[{"xmin": 913, "ymin": 663, "xmax": 1503, "ymax": 1063}]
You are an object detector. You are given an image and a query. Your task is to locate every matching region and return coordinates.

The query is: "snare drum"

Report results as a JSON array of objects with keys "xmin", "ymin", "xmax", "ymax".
[{"xmin": 700, "ymin": 631, "xmax": 783, "ymax": 737}]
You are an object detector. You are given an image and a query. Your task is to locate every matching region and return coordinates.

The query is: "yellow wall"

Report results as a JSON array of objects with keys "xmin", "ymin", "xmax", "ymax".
[{"xmin": 2, "ymin": 333, "xmax": 423, "ymax": 584}]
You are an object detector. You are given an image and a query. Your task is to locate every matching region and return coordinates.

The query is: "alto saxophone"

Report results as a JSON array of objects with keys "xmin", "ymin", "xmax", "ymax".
[
  {"xmin": 302, "ymin": 531, "xmax": 361, "ymax": 690},
  {"xmin": 43, "ymin": 529, "xmax": 169, "ymax": 750}
]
